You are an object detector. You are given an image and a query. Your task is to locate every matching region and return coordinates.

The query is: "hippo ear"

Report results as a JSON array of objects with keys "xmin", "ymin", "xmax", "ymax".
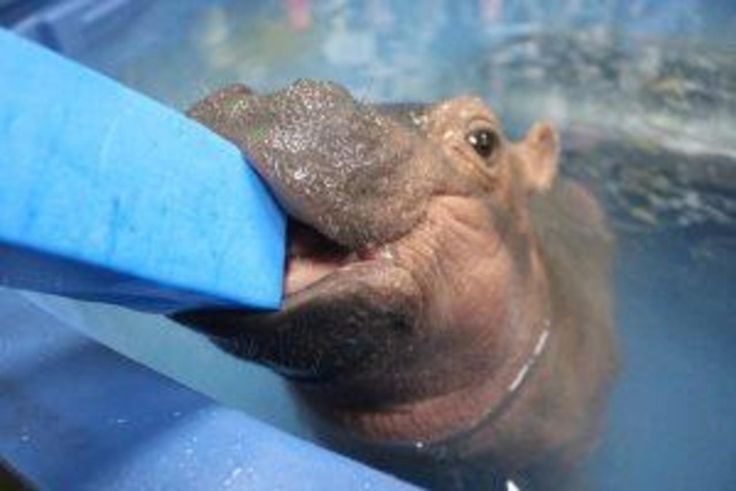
[{"xmin": 518, "ymin": 121, "xmax": 560, "ymax": 193}]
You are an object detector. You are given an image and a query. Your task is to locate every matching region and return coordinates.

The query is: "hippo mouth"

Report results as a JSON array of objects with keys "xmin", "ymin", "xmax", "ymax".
[
  {"xmin": 283, "ymin": 218, "xmax": 381, "ymax": 296},
  {"xmin": 284, "ymin": 218, "xmax": 350, "ymax": 295}
]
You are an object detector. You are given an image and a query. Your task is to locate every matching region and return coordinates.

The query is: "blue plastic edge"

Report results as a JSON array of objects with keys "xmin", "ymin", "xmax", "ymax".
[{"xmin": 0, "ymin": 28, "xmax": 286, "ymax": 313}]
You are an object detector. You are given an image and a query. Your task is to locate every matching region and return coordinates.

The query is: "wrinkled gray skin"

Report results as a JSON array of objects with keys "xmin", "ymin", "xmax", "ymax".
[{"xmin": 173, "ymin": 80, "xmax": 617, "ymax": 490}]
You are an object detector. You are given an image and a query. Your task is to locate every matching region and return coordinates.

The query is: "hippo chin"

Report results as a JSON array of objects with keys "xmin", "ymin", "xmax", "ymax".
[{"xmin": 172, "ymin": 80, "xmax": 617, "ymax": 490}]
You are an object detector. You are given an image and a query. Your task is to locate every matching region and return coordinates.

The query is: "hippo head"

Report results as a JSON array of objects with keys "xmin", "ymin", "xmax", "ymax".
[{"xmin": 174, "ymin": 80, "xmax": 614, "ymax": 484}]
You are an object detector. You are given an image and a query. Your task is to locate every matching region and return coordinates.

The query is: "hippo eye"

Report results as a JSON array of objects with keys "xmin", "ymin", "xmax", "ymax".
[{"xmin": 467, "ymin": 129, "xmax": 499, "ymax": 160}]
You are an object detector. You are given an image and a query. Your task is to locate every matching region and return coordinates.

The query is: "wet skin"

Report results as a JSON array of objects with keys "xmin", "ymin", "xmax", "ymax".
[{"xmin": 172, "ymin": 80, "xmax": 617, "ymax": 489}]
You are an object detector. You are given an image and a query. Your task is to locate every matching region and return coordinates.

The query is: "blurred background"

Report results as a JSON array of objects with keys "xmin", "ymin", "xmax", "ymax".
[{"xmin": 1, "ymin": 1, "xmax": 735, "ymax": 489}]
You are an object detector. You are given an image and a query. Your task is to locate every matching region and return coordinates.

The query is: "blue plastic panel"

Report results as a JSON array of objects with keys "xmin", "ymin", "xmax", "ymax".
[
  {"xmin": 0, "ymin": 290, "xmax": 417, "ymax": 490},
  {"xmin": 0, "ymin": 29, "xmax": 285, "ymax": 313}
]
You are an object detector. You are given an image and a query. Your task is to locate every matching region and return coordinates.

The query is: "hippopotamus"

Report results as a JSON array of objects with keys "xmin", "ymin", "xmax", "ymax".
[{"xmin": 172, "ymin": 80, "xmax": 617, "ymax": 490}]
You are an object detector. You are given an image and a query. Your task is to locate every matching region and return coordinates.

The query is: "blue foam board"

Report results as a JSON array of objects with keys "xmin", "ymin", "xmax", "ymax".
[
  {"xmin": 0, "ymin": 290, "xmax": 418, "ymax": 490},
  {"xmin": 0, "ymin": 29, "xmax": 286, "ymax": 313}
]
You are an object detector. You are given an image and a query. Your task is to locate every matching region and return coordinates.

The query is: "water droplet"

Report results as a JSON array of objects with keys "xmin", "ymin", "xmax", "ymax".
[
  {"xmin": 294, "ymin": 168, "xmax": 308, "ymax": 180},
  {"xmin": 223, "ymin": 467, "xmax": 243, "ymax": 487}
]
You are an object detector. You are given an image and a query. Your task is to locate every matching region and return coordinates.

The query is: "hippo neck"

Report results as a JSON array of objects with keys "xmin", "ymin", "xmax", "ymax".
[
  {"xmin": 335, "ymin": 316, "xmax": 552, "ymax": 446},
  {"xmin": 300, "ymin": 247, "xmax": 555, "ymax": 447}
]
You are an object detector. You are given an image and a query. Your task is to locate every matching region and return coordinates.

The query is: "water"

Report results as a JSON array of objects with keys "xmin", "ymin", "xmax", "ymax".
[{"xmin": 23, "ymin": 1, "xmax": 736, "ymax": 489}]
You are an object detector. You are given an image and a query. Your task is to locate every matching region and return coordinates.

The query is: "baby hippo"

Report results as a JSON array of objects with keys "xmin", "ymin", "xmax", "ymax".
[{"xmin": 173, "ymin": 80, "xmax": 617, "ymax": 490}]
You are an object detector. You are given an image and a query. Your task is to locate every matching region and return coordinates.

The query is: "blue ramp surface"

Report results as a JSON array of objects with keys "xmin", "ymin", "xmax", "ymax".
[
  {"xmin": 0, "ymin": 290, "xmax": 417, "ymax": 490},
  {"xmin": 0, "ymin": 29, "xmax": 285, "ymax": 313}
]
